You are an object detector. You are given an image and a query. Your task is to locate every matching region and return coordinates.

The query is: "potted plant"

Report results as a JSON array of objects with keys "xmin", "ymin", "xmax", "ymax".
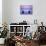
[{"xmin": 0, "ymin": 23, "xmax": 9, "ymax": 44}]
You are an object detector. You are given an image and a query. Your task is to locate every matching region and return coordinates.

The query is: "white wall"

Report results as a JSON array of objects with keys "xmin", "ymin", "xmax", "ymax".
[
  {"xmin": 2, "ymin": 0, "xmax": 8, "ymax": 24},
  {"xmin": 0, "ymin": 0, "xmax": 2, "ymax": 27},
  {"xmin": 3, "ymin": 0, "xmax": 46, "ymax": 26}
]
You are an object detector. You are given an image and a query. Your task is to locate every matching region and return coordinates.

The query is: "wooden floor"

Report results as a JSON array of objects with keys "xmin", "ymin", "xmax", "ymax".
[
  {"xmin": 0, "ymin": 44, "xmax": 46, "ymax": 46},
  {"xmin": 0, "ymin": 44, "xmax": 4, "ymax": 46},
  {"xmin": 40, "ymin": 45, "xmax": 46, "ymax": 46}
]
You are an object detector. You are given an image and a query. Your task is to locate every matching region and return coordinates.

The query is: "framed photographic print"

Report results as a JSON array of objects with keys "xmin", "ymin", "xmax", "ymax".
[{"xmin": 20, "ymin": 5, "xmax": 33, "ymax": 15}]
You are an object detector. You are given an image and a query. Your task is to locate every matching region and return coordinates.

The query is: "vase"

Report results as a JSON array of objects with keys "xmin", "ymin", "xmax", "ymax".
[{"xmin": 0, "ymin": 38, "xmax": 5, "ymax": 44}]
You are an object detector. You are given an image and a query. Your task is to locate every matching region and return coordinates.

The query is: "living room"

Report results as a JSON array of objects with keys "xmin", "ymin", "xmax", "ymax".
[{"xmin": 0, "ymin": 0, "xmax": 46, "ymax": 46}]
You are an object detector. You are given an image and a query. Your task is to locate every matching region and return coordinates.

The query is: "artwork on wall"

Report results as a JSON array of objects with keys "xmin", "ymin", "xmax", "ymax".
[{"xmin": 20, "ymin": 5, "xmax": 33, "ymax": 15}]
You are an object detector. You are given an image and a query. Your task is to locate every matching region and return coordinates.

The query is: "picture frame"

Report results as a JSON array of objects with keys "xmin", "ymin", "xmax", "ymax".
[{"xmin": 20, "ymin": 5, "xmax": 33, "ymax": 15}]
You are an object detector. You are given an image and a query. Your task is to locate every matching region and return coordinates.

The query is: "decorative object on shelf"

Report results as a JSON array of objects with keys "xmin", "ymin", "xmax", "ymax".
[
  {"xmin": 34, "ymin": 19, "xmax": 37, "ymax": 24},
  {"xmin": 41, "ymin": 22, "xmax": 43, "ymax": 26},
  {"xmin": 38, "ymin": 22, "xmax": 45, "ymax": 32},
  {"xmin": 19, "ymin": 20, "xmax": 27, "ymax": 25},
  {"xmin": 26, "ymin": 27, "xmax": 32, "ymax": 40}
]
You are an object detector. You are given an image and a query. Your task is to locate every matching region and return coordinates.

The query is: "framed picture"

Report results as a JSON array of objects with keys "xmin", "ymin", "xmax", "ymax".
[{"xmin": 20, "ymin": 5, "xmax": 33, "ymax": 15}]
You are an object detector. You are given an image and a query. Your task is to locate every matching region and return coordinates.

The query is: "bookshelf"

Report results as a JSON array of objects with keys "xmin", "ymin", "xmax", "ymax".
[{"xmin": 9, "ymin": 25, "xmax": 30, "ymax": 37}]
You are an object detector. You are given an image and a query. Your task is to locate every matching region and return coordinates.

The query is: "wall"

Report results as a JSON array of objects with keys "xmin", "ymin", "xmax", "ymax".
[
  {"xmin": 2, "ymin": 0, "xmax": 8, "ymax": 24},
  {"xmin": 3, "ymin": 0, "xmax": 46, "ymax": 26},
  {"xmin": 0, "ymin": 0, "xmax": 2, "ymax": 27}
]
